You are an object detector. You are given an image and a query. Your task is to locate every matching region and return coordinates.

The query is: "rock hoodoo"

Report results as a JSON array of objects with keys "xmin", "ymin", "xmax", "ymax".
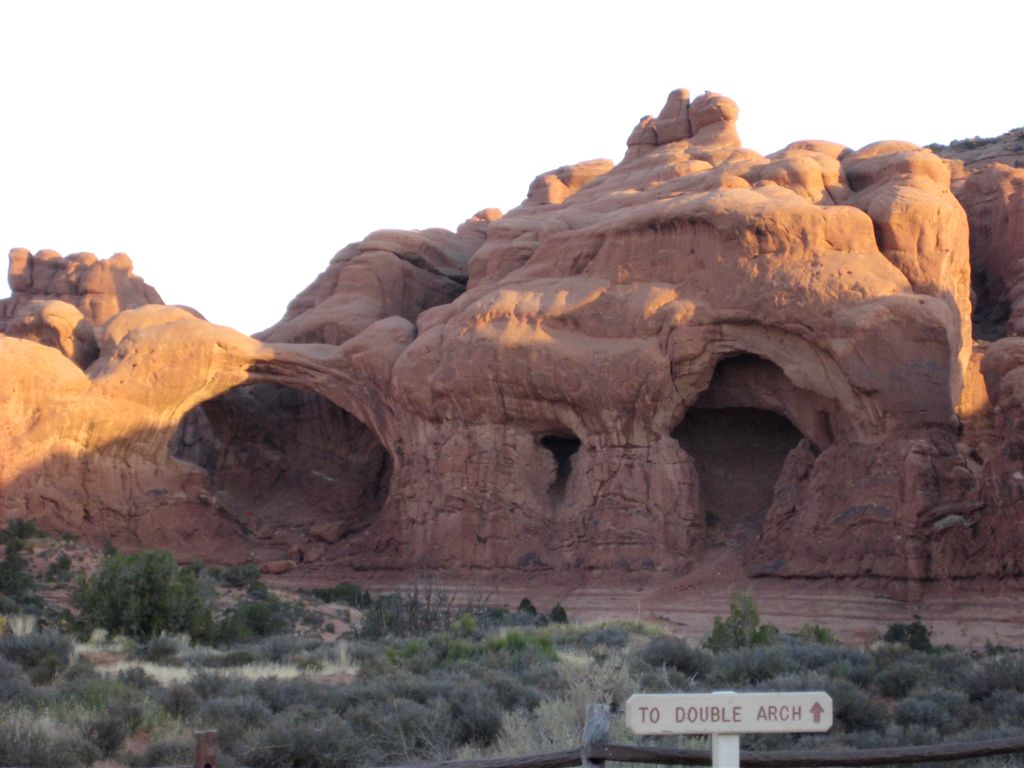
[{"xmin": 2, "ymin": 89, "xmax": 1022, "ymax": 587}]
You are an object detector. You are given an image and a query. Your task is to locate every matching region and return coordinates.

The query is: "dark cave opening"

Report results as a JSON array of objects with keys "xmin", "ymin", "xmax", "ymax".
[
  {"xmin": 673, "ymin": 407, "xmax": 802, "ymax": 533},
  {"xmin": 971, "ymin": 267, "xmax": 1011, "ymax": 340},
  {"xmin": 169, "ymin": 383, "xmax": 390, "ymax": 537},
  {"xmin": 673, "ymin": 354, "xmax": 806, "ymax": 536},
  {"xmin": 540, "ymin": 434, "xmax": 581, "ymax": 502}
]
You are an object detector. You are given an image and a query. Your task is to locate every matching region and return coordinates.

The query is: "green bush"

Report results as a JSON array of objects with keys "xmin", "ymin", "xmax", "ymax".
[
  {"xmin": 709, "ymin": 646, "xmax": 798, "ymax": 686},
  {"xmin": 964, "ymin": 653, "xmax": 1024, "ymax": 702},
  {"xmin": 0, "ymin": 536, "xmax": 38, "ymax": 610},
  {"xmin": 197, "ymin": 695, "xmax": 273, "ymax": 747},
  {"xmin": 0, "ymin": 659, "xmax": 36, "ymax": 705},
  {"xmin": 638, "ymin": 636, "xmax": 711, "ymax": 679},
  {"xmin": 517, "ymin": 598, "xmax": 538, "ymax": 615},
  {"xmin": 44, "ymin": 553, "xmax": 72, "ymax": 583},
  {"xmin": 81, "ymin": 698, "xmax": 143, "ymax": 756},
  {"xmin": 874, "ymin": 656, "xmax": 930, "ymax": 698},
  {"xmin": 73, "ymin": 549, "xmax": 213, "ymax": 641},
  {"xmin": 549, "ymin": 604, "xmax": 568, "ymax": 624},
  {"xmin": 306, "ymin": 582, "xmax": 371, "ymax": 608},
  {"xmin": 219, "ymin": 563, "xmax": 264, "ymax": 592},
  {"xmin": 358, "ymin": 582, "xmax": 459, "ymax": 639},
  {"xmin": 136, "ymin": 635, "xmax": 183, "ymax": 664},
  {"xmin": 0, "ymin": 519, "xmax": 41, "ymax": 545},
  {"xmin": 797, "ymin": 623, "xmax": 838, "ymax": 645},
  {"xmin": 241, "ymin": 711, "xmax": 358, "ymax": 768},
  {"xmin": 705, "ymin": 592, "xmax": 778, "ymax": 652},
  {"xmin": 574, "ymin": 625, "xmax": 631, "ymax": 650},
  {"xmin": 214, "ymin": 598, "xmax": 292, "ymax": 644},
  {"xmin": 156, "ymin": 683, "xmax": 198, "ymax": 719},
  {"xmin": 0, "ymin": 709, "xmax": 98, "ymax": 768},
  {"xmin": 0, "ymin": 630, "xmax": 73, "ymax": 684},
  {"xmin": 883, "ymin": 621, "xmax": 933, "ymax": 652},
  {"xmin": 827, "ymin": 679, "xmax": 887, "ymax": 733}
]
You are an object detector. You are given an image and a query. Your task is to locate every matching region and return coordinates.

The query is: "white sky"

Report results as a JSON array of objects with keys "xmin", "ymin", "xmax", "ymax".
[{"xmin": 2, "ymin": 1, "xmax": 1021, "ymax": 334}]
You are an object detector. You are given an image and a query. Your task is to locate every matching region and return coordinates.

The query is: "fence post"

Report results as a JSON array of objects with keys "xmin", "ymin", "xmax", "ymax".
[
  {"xmin": 582, "ymin": 703, "xmax": 610, "ymax": 768},
  {"xmin": 194, "ymin": 730, "xmax": 217, "ymax": 768}
]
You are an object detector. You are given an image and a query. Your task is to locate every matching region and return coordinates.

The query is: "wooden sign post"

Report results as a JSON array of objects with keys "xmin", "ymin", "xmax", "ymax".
[{"xmin": 625, "ymin": 691, "xmax": 833, "ymax": 768}]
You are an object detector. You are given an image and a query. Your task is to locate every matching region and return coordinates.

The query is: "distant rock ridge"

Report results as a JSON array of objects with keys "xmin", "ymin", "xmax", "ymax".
[{"xmin": 2, "ymin": 89, "xmax": 1022, "ymax": 591}]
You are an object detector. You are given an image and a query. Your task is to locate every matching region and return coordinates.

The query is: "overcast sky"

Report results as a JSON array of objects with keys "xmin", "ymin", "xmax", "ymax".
[{"xmin": 2, "ymin": 1, "xmax": 1021, "ymax": 334}]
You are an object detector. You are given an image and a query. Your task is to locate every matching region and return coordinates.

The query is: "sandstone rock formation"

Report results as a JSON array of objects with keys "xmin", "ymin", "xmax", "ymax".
[{"xmin": 2, "ymin": 90, "xmax": 1022, "ymax": 589}]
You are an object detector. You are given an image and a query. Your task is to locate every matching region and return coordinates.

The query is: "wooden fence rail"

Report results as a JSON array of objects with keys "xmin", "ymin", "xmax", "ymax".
[
  {"xmin": 383, "ymin": 703, "xmax": 1024, "ymax": 768},
  {"xmin": 147, "ymin": 718, "xmax": 1024, "ymax": 768},
  {"xmin": 385, "ymin": 736, "xmax": 1024, "ymax": 768}
]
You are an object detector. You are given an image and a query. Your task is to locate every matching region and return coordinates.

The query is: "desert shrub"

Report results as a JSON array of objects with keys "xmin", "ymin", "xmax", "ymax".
[
  {"xmin": 306, "ymin": 582, "xmax": 371, "ymax": 608},
  {"xmin": 117, "ymin": 666, "xmax": 159, "ymax": 690},
  {"xmin": 827, "ymin": 679, "xmax": 886, "ymax": 732},
  {"xmin": 81, "ymin": 698, "xmax": 144, "ymax": 756},
  {"xmin": 197, "ymin": 694, "xmax": 273, "ymax": 747},
  {"xmin": 247, "ymin": 634, "xmax": 321, "ymax": 663},
  {"xmin": 358, "ymin": 582, "xmax": 461, "ymax": 639},
  {"xmin": 883, "ymin": 621, "xmax": 933, "ymax": 652},
  {"xmin": 893, "ymin": 689, "xmax": 970, "ymax": 734},
  {"xmin": 241, "ymin": 710, "xmax": 358, "ymax": 768},
  {"xmin": 0, "ymin": 519, "xmax": 42, "ymax": 544},
  {"xmin": 705, "ymin": 592, "xmax": 779, "ymax": 653},
  {"xmin": 61, "ymin": 655, "xmax": 98, "ymax": 683},
  {"xmin": 874, "ymin": 655, "xmax": 931, "ymax": 698},
  {"xmin": 518, "ymin": 598, "xmax": 538, "ymax": 615},
  {"xmin": 0, "ymin": 658, "xmax": 36, "ymax": 705},
  {"xmin": 637, "ymin": 636, "xmax": 712, "ymax": 679},
  {"xmin": 444, "ymin": 677, "xmax": 504, "ymax": 745},
  {"xmin": 187, "ymin": 669, "xmax": 229, "ymax": 699},
  {"xmin": 252, "ymin": 676, "xmax": 337, "ymax": 714},
  {"xmin": 214, "ymin": 597, "xmax": 292, "ymax": 643},
  {"xmin": 345, "ymin": 696, "xmax": 456, "ymax": 763},
  {"xmin": 127, "ymin": 738, "xmax": 193, "ymax": 767},
  {"xmin": 74, "ymin": 549, "xmax": 214, "ymax": 640},
  {"xmin": 549, "ymin": 604, "xmax": 568, "ymax": 623},
  {"xmin": 219, "ymin": 563, "xmax": 264, "ymax": 592},
  {"xmin": 0, "ymin": 536, "xmax": 38, "ymax": 611},
  {"xmin": 476, "ymin": 668, "xmax": 544, "ymax": 711},
  {"xmin": 777, "ymin": 638, "xmax": 868, "ymax": 672},
  {"xmin": 199, "ymin": 649, "xmax": 259, "ymax": 668},
  {"xmin": 157, "ymin": 682, "xmax": 199, "ymax": 719},
  {"xmin": 44, "ymin": 553, "xmax": 73, "ymax": 583},
  {"xmin": 0, "ymin": 708, "xmax": 99, "ymax": 768},
  {"xmin": 797, "ymin": 623, "xmax": 838, "ymax": 645},
  {"xmin": 709, "ymin": 645, "xmax": 799, "ymax": 686},
  {"xmin": 136, "ymin": 634, "xmax": 183, "ymax": 664},
  {"xmin": 987, "ymin": 689, "xmax": 1024, "ymax": 724},
  {"xmin": 964, "ymin": 652, "xmax": 1024, "ymax": 702},
  {"xmin": 574, "ymin": 625, "xmax": 631, "ymax": 650},
  {"xmin": 0, "ymin": 630, "xmax": 73, "ymax": 684}
]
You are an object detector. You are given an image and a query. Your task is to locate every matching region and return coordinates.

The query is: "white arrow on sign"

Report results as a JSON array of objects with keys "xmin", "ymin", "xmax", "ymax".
[{"xmin": 625, "ymin": 691, "xmax": 833, "ymax": 735}]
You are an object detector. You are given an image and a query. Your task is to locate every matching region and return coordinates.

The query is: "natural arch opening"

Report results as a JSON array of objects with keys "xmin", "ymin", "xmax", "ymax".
[
  {"xmin": 169, "ymin": 383, "xmax": 390, "ymax": 538},
  {"xmin": 673, "ymin": 355, "xmax": 806, "ymax": 537},
  {"xmin": 539, "ymin": 434, "xmax": 581, "ymax": 502}
]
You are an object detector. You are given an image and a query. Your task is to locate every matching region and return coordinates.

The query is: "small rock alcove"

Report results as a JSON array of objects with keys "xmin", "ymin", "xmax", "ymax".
[
  {"xmin": 169, "ymin": 383, "xmax": 390, "ymax": 536},
  {"xmin": 672, "ymin": 355, "xmax": 806, "ymax": 538},
  {"xmin": 539, "ymin": 433, "xmax": 582, "ymax": 503}
]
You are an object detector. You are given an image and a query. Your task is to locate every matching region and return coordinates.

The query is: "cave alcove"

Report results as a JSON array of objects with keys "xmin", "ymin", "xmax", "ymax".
[
  {"xmin": 539, "ymin": 433, "xmax": 582, "ymax": 503},
  {"xmin": 672, "ymin": 354, "xmax": 807, "ymax": 538},
  {"xmin": 169, "ymin": 382, "xmax": 390, "ymax": 536}
]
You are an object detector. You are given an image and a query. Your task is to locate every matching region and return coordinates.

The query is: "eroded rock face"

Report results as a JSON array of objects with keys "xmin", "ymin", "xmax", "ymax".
[
  {"xmin": 2, "ymin": 89, "xmax": 1022, "ymax": 586},
  {"xmin": 2, "ymin": 250, "xmax": 163, "ymax": 327}
]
